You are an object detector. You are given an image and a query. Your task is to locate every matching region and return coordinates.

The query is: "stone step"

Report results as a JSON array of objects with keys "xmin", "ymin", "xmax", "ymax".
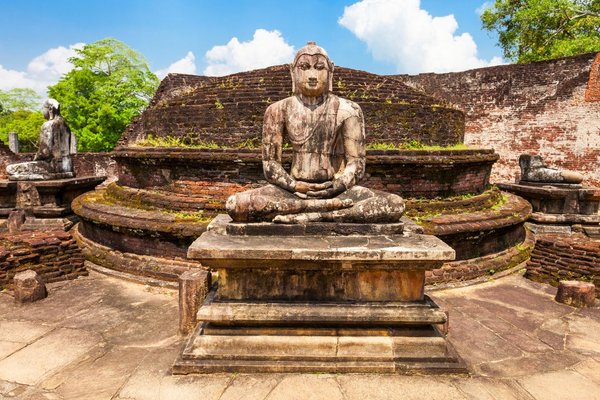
[
  {"xmin": 197, "ymin": 299, "xmax": 447, "ymax": 326},
  {"xmin": 173, "ymin": 323, "xmax": 466, "ymax": 374}
]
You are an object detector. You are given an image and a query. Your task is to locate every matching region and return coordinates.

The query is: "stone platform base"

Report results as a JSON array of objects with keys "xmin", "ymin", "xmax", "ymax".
[
  {"xmin": 177, "ymin": 215, "xmax": 464, "ymax": 374},
  {"xmin": 173, "ymin": 293, "xmax": 465, "ymax": 374}
]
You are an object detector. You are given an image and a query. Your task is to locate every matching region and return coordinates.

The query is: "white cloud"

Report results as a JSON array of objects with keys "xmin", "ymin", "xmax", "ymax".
[
  {"xmin": 156, "ymin": 51, "xmax": 197, "ymax": 79},
  {"xmin": 0, "ymin": 43, "xmax": 83, "ymax": 97},
  {"xmin": 203, "ymin": 29, "xmax": 295, "ymax": 76},
  {"xmin": 339, "ymin": 0, "xmax": 504, "ymax": 74}
]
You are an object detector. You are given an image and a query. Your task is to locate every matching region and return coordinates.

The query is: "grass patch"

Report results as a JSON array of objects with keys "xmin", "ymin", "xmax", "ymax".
[
  {"xmin": 133, "ymin": 135, "xmax": 261, "ymax": 149},
  {"xmin": 367, "ymin": 140, "xmax": 470, "ymax": 151}
]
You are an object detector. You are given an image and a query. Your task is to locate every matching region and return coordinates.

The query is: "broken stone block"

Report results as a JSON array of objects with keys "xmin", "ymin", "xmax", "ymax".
[
  {"xmin": 555, "ymin": 280, "xmax": 596, "ymax": 307},
  {"xmin": 178, "ymin": 269, "xmax": 211, "ymax": 335},
  {"xmin": 13, "ymin": 270, "xmax": 47, "ymax": 303},
  {"xmin": 7, "ymin": 209, "xmax": 26, "ymax": 234}
]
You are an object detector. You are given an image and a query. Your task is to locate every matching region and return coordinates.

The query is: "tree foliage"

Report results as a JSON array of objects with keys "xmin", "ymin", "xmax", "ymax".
[
  {"xmin": 481, "ymin": 0, "xmax": 600, "ymax": 63},
  {"xmin": 48, "ymin": 38, "xmax": 159, "ymax": 152},
  {"xmin": 0, "ymin": 89, "xmax": 44, "ymax": 152},
  {"xmin": 0, "ymin": 88, "xmax": 42, "ymax": 113},
  {"xmin": 0, "ymin": 111, "xmax": 45, "ymax": 152}
]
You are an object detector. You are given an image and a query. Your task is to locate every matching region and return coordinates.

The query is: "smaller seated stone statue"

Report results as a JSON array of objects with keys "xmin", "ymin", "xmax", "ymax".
[
  {"xmin": 226, "ymin": 42, "xmax": 405, "ymax": 224},
  {"xmin": 519, "ymin": 154, "xmax": 583, "ymax": 184},
  {"xmin": 6, "ymin": 99, "xmax": 76, "ymax": 181}
]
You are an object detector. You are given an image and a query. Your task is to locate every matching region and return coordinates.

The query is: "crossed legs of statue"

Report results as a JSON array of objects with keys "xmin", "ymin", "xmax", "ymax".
[{"xmin": 226, "ymin": 184, "xmax": 405, "ymax": 224}]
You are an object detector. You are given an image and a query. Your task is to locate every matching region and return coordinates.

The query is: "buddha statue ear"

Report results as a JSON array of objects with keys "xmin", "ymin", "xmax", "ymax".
[
  {"xmin": 328, "ymin": 63, "xmax": 334, "ymax": 93},
  {"xmin": 289, "ymin": 64, "xmax": 296, "ymax": 94}
]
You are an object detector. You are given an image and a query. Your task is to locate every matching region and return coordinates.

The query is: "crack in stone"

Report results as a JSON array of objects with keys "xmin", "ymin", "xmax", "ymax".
[{"xmin": 215, "ymin": 374, "xmax": 236, "ymax": 400}]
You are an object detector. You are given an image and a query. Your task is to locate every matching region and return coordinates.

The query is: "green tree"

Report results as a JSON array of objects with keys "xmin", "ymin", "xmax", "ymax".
[
  {"xmin": 0, "ymin": 110, "xmax": 45, "ymax": 152},
  {"xmin": 481, "ymin": 0, "xmax": 600, "ymax": 63},
  {"xmin": 0, "ymin": 89, "xmax": 44, "ymax": 151},
  {"xmin": 0, "ymin": 88, "xmax": 42, "ymax": 112},
  {"xmin": 48, "ymin": 38, "xmax": 159, "ymax": 151}
]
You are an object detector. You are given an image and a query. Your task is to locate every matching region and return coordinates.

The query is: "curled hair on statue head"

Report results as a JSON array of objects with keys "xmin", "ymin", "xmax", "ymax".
[{"xmin": 289, "ymin": 41, "xmax": 334, "ymax": 95}]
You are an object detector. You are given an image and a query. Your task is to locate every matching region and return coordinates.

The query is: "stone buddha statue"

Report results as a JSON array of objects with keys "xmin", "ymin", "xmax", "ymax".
[
  {"xmin": 6, "ymin": 99, "xmax": 76, "ymax": 181},
  {"xmin": 226, "ymin": 42, "xmax": 405, "ymax": 224}
]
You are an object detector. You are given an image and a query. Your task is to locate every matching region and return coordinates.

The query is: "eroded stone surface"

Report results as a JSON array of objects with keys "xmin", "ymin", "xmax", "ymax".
[
  {"xmin": 519, "ymin": 154, "xmax": 584, "ymax": 184},
  {"xmin": 13, "ymin": 270, "xmax": 47, "ymax": 303},
  {"xmin": 179, "ymin": 269, "xmax": 211, "ymax": 334},
  {"xmin": 190, "ymin": 215, "xmax": 454, "ymax": 264},
  {"xmin": 556, "ymin": 280, "xmax": 597, "ymax": 307}
]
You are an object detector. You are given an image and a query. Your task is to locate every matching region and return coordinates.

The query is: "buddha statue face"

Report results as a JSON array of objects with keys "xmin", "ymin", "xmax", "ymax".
[
  {"xmin": 293, "ymin": 54, "xmax": 330, "ymax": 97},
  {"xmin": 290, "ymin": 42, "xmax": 334, "ymax": 98}
]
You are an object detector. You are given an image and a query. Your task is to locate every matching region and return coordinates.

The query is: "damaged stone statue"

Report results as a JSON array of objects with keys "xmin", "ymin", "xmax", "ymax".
[
  {"xmin": 6, "ymin": 99, "xmax": 76, "ymax": 181},
  {"xmin": 226, "ymin": 42, "xmax": 405, "ymax": 224},
  {"xmin": 519, "ymin": 154, "xmax": 583, "ymax": 184}
]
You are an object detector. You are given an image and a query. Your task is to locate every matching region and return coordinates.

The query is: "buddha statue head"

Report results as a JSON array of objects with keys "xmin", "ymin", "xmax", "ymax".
[
  {"xmin": 290, "ymin": 41, "xmax": 334, "ymax": 98},
  {"xmin": 42, "ymin": 98, "xmax": 60, "ymax": 120}
]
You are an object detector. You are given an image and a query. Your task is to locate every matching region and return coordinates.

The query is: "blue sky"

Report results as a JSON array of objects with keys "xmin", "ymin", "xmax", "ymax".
[{"xmin": 0, "ymin": 0, "xmax": 501, "ymax": 95}]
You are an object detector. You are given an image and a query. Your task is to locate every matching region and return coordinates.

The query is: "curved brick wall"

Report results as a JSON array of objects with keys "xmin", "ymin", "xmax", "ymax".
[
  {"xmin": 120, "ymin": 65, "xmax": 464, "ymax": 147},
  {"xmin": 113, "ymin": 148, "xmax": 497, "ymax": 199}
]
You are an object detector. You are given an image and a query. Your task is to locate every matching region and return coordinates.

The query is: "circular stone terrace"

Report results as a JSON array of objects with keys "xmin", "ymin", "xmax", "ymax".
[{"xmin": 72, "ymin": 65, "xmax": 531, "ymax": 288}]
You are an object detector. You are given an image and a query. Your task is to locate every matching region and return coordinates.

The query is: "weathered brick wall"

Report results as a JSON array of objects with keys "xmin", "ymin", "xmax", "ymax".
[
  {"xmin": 398, "ymin": 52, "xmax": 600, "ymax": 187},
  {"xmin": 72, "ymin": 153, "xmax": 116, "ymax": 178},
  {"xmin": 526, "ymin": 234, "xmax": 600, "ymax": 294},
  {"xmin": 0, "ymin": 229, "xmax": 87, "ymax": 290},
  {"xmin": 120, "ymin": 65, "xmax": 464, "ymax": 148}
]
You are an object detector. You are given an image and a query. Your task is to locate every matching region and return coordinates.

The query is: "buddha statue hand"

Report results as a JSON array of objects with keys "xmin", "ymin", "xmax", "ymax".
[
  {"xmin": 305, "ymin": 179, "xmax": 346, "ymax": 199},
  {"xmin": 293, "ymin": 180, "xmax": 333, "ymax": 199}
]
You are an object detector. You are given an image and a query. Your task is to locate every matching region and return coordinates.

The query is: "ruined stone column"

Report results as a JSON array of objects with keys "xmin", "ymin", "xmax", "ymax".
[{"xmin": 8, "ymin": 132, "xmax": 19, "ymax": 154}]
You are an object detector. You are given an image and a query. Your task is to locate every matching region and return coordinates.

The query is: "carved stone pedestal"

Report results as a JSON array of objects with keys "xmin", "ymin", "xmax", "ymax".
[
  {"xmin": 498, "ymin": 181, "xmax": 600, "ymax": 237},
  {"xmin": 0, "ymin": 176, "xmax": 105, "ymax": 231},
  {"xmin": 174, "ymin": 215, "xmax": 465, "ymax": 374}
]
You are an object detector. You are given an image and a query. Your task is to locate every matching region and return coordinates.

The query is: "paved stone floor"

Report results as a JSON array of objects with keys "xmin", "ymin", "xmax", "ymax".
[{"xmin": 0, "ymin": 270, "xmax": 599, "ymax": 400}]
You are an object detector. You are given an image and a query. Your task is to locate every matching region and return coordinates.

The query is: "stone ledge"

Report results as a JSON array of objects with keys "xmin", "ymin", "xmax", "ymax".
[
  {"xmin": 420, "ymin": 192, "xmax": 532, "ymax": 236},
  {"xmin": 73, "ymin": 223, "xmax": 203, "ymax": 284},
  {"xmin": 72, "ymin": 191, "xmax": 208, "ymax": 238},
  {"xmin": 196, "ymin": 297, "xmax": 446, "ymax": 325},
  {"xmin": 531, "ymin": 212, "xmax": 600, "ymax": 224},
  {"xmin": 189, "ymin": 218, "xmax": 455, "ymax": 265}
]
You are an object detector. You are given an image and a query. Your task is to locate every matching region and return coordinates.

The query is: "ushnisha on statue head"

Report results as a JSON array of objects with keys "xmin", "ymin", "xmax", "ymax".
[{"xmin": 290, "ymin": 41, "xmax": 334, "ymax": 101}]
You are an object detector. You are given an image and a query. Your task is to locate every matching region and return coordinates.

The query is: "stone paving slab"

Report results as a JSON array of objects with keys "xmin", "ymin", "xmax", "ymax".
[
  {"xmin": 0, "ymin": 328, "xmax": 101, "ymax": 385},
  {"xmin": 0, "ymin": 271, "xmax": 599, "ymax": 399}
]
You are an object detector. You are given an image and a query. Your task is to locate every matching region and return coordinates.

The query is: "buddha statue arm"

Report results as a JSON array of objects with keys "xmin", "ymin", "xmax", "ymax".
[
  {"xmin": 336, "ymin": 113, "xmax": 366, "ymax": 190},
  {"xmin": 262, "ymin": 103, "xmax": 296, "ymax": 193},
  {"xmin": 34, "ymin": 123, "xmax": 53, "ymax": 161}
]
